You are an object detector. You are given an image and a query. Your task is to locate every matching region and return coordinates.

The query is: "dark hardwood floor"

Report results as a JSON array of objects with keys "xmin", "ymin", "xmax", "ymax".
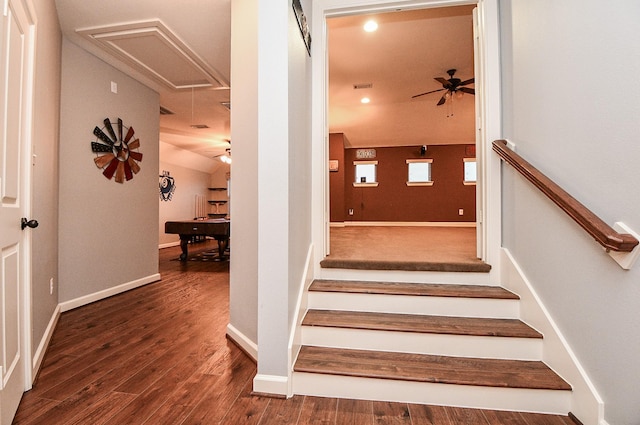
[{"xmin": 14, "ymin": 241, "xmax": 575, "ymax": 424}]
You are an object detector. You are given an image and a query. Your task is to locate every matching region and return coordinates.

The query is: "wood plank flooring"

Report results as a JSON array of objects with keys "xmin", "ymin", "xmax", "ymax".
[{"xmin": 14, "ymin": 241, "xmax": 576, "ymax": 424}]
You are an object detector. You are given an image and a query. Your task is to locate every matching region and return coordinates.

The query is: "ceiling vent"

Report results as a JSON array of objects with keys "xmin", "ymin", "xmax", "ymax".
[{"xmin": 353, "ymin": 83, "xmax": 373, "ymax": 89}]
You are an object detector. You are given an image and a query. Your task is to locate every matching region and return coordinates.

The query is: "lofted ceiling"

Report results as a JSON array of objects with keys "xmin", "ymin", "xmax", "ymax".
[
  {"xmin": 328, "ymin": 5, "xmax": 476, "ymax": 148},
  {"xmin": 55, "ymin": 1, "xmax": 475, "ymax": 159}
]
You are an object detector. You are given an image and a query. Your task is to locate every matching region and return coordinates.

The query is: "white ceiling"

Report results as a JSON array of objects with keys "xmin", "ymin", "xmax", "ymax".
[
  {"xmin": 55, "ymin": 1, "xmax": 475, "ymax": 159},
  {"xmin": 55, "ymin": 0, "xmax": 232, "ymax": 159}
]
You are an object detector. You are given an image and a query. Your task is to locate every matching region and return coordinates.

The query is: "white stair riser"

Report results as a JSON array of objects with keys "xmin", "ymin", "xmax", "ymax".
[
  {"xmin": 301, "ymin": 327, "xmax": 543, "ymax": 361},
  {"xmin": 292, "ymin": 372, "xmax": 571, "ymax": 415},
  {"xmin": 308, "ymin": 292, "xmax": 519, "ymax": 319},
  {"xmin": 317, "ymin": 268, "xmax": 494, "ymax": 285}
]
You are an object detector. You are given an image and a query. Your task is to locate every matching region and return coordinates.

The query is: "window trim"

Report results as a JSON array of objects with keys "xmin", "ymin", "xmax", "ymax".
[
  {"xmin": 463, "ymin": 157, "xmax": 477, "ymax": 186},
  {"xmin": 406, "ymin": 158, "xmax": 433, "ymax": 186},
  {"xmin": 353, "ymin": 160, "xmax": 379, "ymax": 187}
]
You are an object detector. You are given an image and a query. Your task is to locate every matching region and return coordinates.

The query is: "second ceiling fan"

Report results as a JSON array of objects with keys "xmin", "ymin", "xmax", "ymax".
[{"xmin": 412, "ymin": 69, "xmax": 475, "ymax": 105}]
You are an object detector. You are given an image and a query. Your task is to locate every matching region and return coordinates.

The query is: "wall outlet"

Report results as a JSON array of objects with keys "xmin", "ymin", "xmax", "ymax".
[
  {"xmin": 110, "ymin": 81, "xmax": 118, "ymax": 94},
  {"xmin": 50, "ymin": 278, "xmax": 54, "ymax": 295},
  {"xmin": 348, "ymin": 208, "xmax": 354, "ymax": 216},
  {"xmin": 458, "ymin": 209, "xmax": 464, "ymax": 216}
]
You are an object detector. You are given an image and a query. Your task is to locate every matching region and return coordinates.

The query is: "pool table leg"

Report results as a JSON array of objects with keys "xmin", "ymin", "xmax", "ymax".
[{"xmin": 179, "ymin": 236, "xmax": 190, "ymax": 261}]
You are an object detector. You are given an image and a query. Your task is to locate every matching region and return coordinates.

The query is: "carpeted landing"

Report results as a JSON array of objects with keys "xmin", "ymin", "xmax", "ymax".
[{"xmin": 321, "ymin": 226, "xmax": 491, "ymax": 273}]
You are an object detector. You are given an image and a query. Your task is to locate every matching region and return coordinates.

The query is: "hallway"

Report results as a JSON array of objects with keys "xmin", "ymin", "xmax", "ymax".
[{"xmin": 13, "ymin": 241, "xmax": 572, "ymax": 424}]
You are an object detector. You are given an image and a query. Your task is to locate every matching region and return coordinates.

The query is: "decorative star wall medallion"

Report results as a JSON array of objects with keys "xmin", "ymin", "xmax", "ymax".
[{"xmin": 91, "ymin": 118, "xmax": 143, "ymax": 183}]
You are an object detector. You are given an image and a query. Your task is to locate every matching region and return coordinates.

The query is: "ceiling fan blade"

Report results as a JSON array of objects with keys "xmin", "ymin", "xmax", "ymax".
[
  {"xmin": 411, "ymin": 88, "xmax": 445, "ymax": 99},
  {"xmin": 434, "ymin": 77, "xmax": 452, "ymax": 88},
  {"xmin": 437, "ymin": 93, "xmax": 448, "ymax": 106},
  {"xmin": 459, "ymin": 78, "xmax": 474, "ymax": 86},
  {"xmin": 459, "ymin": 87, "xmax": 475, "ymax": 95}
]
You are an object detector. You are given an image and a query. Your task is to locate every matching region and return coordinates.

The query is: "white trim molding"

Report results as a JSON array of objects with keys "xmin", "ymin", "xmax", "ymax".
[
  {"xmin": 339, "ymin": 221, "xmax": 476, "ymax": 228},
  {"xmin": 253, "ymin": 374, "xmax": 289, "ymax": 396},
  {"xmin": 59, "ymin": 273, "xmax": 161, "ymax": 312},
  {"xmin": 31, "ymin": 304, "xmax": 61, "ymax": 379},
  {"xmin": 226, "ymin": 323, "xmax": 258, "ymax": 361},
  {"xmin": 288, "ymin": 244, "xmax": 315, "ymax": 397},
  {"xmin": 501, "ymin": 248, "xmax": 604, "ymax": 424}
]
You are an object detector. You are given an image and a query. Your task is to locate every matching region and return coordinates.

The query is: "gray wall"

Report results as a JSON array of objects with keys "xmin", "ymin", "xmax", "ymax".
[
  {"xmin": 500, "ymin": 1, "xmax": 640, "ymax": 423},
  {"xmin": 58, "ymin": 39, "xmax": 160, "ymax": 303},
  {"xmin": 31, "ymin": 0, "xmax": 62, "ymax": 353}
]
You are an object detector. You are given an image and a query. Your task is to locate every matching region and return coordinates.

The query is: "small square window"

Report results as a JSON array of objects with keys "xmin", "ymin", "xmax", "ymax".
[
  {"xmin": 406, "ymin": 159, "xmax": 433, "ymax": 186},
  {"xmin": 464, "ymin": 158, "xmax": 477, "ymax": 185},
  {"xmin": 353, "ymin": 161, "xmax": 378, "ymax": 187}
]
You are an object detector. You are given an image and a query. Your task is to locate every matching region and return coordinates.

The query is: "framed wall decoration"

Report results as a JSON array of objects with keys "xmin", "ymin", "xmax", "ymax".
[
  {"xmin": 356, "ymin": 148, "xmax": 376, "ymax": 159},
  {"xmin": 159, "ymin": 170, "xmax": 176, "ymax": 201},
  {"xmin": 292, "ymin": 0, "xmax": 311, "ymax": 56},
  {"xmin": 91, "ymin": 117, "xmax": 143, "ymax": 183}
]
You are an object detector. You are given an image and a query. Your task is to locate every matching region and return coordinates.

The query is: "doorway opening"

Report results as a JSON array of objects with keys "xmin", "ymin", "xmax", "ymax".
[{"xmin": 324, "ymin": 4, "xmax": 482, "ymax": 267}]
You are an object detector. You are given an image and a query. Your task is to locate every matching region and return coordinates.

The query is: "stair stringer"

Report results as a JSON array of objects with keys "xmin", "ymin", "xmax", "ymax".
[{"xmin": 501, "ymin": 248, "xmax": 604, "ymax": 424}]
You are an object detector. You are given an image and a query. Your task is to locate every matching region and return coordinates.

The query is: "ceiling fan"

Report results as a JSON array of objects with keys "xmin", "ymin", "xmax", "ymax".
[{"xmin": 412, "ymin": 69, "xmax": 475, "ymax": 105}]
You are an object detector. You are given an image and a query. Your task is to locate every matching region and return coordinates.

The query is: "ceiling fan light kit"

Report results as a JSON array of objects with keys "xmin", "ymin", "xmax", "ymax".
[{"xmin": 412, "ymin": 69, "xmax": 475, "ymax": 116}]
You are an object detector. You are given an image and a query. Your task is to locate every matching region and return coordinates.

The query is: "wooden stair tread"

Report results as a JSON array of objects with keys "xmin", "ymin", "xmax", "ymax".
[
  {"xmin": 294, "ymin": 346, "xmax": 571, "ymax": 391},
  {"xmin": 310, "ymin": 280, "xmax": 519, "ymax": 300},
  {"xmin": 303, "ymin": 310, "xmax": 542, "ymax": 339}
]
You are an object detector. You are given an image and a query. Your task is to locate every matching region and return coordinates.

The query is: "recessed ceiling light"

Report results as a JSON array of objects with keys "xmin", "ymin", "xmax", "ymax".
[
  {"xmin": 363, "ymin": 20, "xmax": 378, "ymax": 32},
  {"xmin": 361, "ymin": 97, "xmax": 371, "ymax": 104}
]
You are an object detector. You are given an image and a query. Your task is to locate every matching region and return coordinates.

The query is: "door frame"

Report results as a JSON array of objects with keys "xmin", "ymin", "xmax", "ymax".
[
  {"xmin": 2, "ymin": 0, "xmax": 37, "ymax": 396},
  {"xmin": 311, "ymin": 0, "xmax": 502, "ymax": 281}
]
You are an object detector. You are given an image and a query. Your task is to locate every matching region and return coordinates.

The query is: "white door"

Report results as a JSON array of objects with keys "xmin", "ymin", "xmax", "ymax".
[{"xmin": 0, "ymin": 0, "xmax": 35, "ymax": 423}]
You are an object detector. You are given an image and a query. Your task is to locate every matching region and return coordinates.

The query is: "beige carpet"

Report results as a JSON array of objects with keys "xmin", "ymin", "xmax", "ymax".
[{"xmin": 322, "ymin": 226, "xmax": 490, "ymax": 272}]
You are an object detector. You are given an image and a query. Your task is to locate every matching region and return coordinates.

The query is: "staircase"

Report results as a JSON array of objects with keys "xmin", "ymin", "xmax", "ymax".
[{"xmin": 292, "ymin": 278, "xmax": 572, "ymax": 414}]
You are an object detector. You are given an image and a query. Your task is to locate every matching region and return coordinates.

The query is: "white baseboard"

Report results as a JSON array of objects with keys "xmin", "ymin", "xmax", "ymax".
[
  {"xmin": 59, "ymin": 273, "xmax": 161, "ymax": 312},
  {"xmin": 335, "ymin": 221, "xmax": 476, "ymax": 228},
  {"xmin": 159, "ymin": 241, "xmax": 180, "ymax": 249},
  {"xmin": 288, "ymin": 243, "xmax": 315, "ymax": 397},
  {"xmin": 253, "ymin": 374, "xmax": 289, "ymax": 396},
  {"xmin": 31, "ymin": 304, "xmax": 61, "ymax": 379},
  {"xmin": 226, "ymin": 323, "xmax": 258, "ymax": 361},
  {"xmin": 501, "ymin": 248, "xmax": 604, "ymax": 424}
]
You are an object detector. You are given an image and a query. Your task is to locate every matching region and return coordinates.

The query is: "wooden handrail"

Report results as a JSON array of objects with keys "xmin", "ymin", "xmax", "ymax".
[{"xmin": 493, "ymin": 139, "xmax": 638, "ymax": 253}]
